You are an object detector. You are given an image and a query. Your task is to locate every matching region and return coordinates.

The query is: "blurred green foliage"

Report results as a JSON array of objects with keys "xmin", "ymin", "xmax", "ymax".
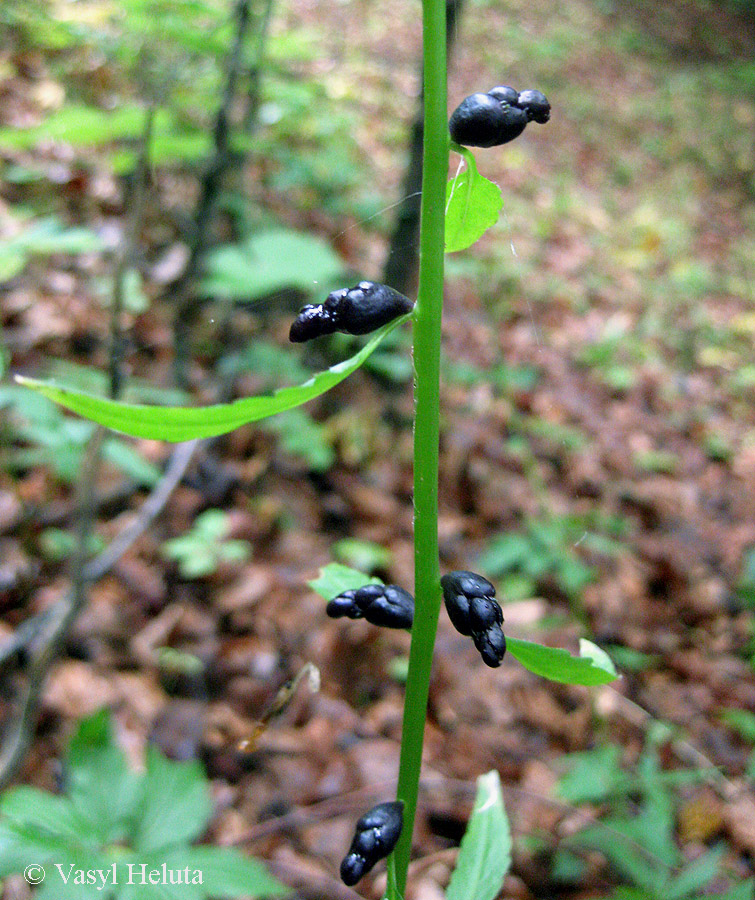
[
  {"xmin": 0, "ymin": 709, "xmax": 285, "ymax": 899},
  {"xmin": 161, "ymin": 509, "xmax": 250, "ymax": 578},
  {"xmin": 551, "ymin": 730, "xmax": 753, "ymax": 899},
  {"xmin": 477, "ymin": 512, "xmax": 627, "ymax": 602}
]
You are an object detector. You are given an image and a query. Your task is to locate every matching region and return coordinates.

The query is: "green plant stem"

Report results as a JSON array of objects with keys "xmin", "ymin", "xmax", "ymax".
[{"xmin": 392, "ymin": 0, "xmax": 447, "ymax": 893}]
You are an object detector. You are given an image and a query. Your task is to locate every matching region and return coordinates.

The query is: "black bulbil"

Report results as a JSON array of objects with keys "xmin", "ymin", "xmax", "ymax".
[
  {"xmin": 487, "ymin": 84, "xmax": 519, "ymax": 105},
  {"xmin": 441, "ymin": 570, "xmax": 506, "ymax": 667},
  {"xmin": 340, "ymin": 800, "xmax": 404, "ymax": 886},
  {"xmin": 290, "ymin": 281, "xmax": 413, "ymax": 342},
  {"xmin": 326, "ymin": 583, "xmax": 414, "ymax": 630},
  {"xmin": 448, "ymin": 92, "xmax": 527, "ymax": 148},
  {"xmin": 516, "ymin": 89, "xmax": 551, "ymax": 123},
  {"xmin": 448, "ymin": 84, "xmax": 550, "ymax": 149}
]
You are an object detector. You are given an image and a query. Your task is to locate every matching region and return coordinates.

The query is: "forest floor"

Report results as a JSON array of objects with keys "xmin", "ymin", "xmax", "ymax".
[{"xmin": 2, "ymin": 0, "xmax": 755, "ymax": 897}]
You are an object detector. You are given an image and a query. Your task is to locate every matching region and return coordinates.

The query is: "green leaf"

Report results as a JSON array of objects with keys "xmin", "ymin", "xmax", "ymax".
[
  {"xmin": 446, "ymin": 770, "xmax": 511, "ymax": 900},
  {"xmin": 15, "ymin": 316, "xmax": 409, "ymax": 442},
  {"xmin": 0, "ymin": 248, "xmax": 27, "ymax": 282},
  {"xmin": 0, "ymin": 787, "xmax": 89, "ymax": 842},
  {"xmin": 308, "ymin": 562, "xmax": 382, "ymax": 599},
  {"xmin": 570, "ymin": 824, "xmax": 661, "ymax": 893},
  {"xmin": 66, "ymin": 710, "xmax": 142, "ymax": 844},
  {"xmin": 34, "ymin": 851, "xmax": 113, "ymax": 900},
  {"xmin": 445, "ymin": 150, "xmax": 503, "ymax": 253},
  {"xmin": 557, "ymin": 745, "xmax": 627, "ymax": 804},
  {"xmin": 261, "ymin": 408, "xmax": 335, "ymax": 472},
  {"xmin": 720, "ymin": 708, "xmax": 755, "ymax": 743},
  {"xmin": 579, "ymin": 639, "xmax": 618, "ymax": 679},
  {"xmin": 112, "ymin": 849, "xmax": 206, "ymax": 900},
  {"xmin": 177, "ymin": 548, "xmax": 218, "ymax": 579},
  {"xmin": 507, "ymin": 637, "xmax": 619, "ymax": 685},
  {"xmin": 194, "ymin": 509, "xmax": 231, "ymax": 540},
  {"xmin": 664, "ymin": 845, "xmax": 725, "ymax": 900},
  {"xmin": 219, "ymin": 540, "xmax": 251, "ymax": 563},
  {"xmin": 476, "ymin": 534, "xmax": 531, "ymax": 576},
  {"xmin": 0, "ymin": 820, "xmax": 77, "ymax": 877},
  {"xmin": 201, "ymin": 228, "xmax": 346, "ymax": 301},
  {"xmin": 706, "ymin": 881, "xmax": 755, "ymax": 900},
  {"xmin": 132, "ymin": 747, "xmax": 213, "ymax": 853},
  {"xmin": 332, "ymin": 538, "xmax": 392, "ymax": 574},
  {"xmin": 184, "ymin": 846, "xmax": 287, "ymax": 897},
  {"xmin": 102, "ymin": 439, "xmax": 161, "ymax": 487}
]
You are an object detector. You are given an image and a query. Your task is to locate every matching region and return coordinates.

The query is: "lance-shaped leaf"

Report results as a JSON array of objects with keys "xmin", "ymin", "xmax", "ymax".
[
  {"xmin": 446, "ymin": 770, "xmax": 511, "ymax": 900},
  {"xmin": 15, "ymin": 316, "xmax": 410, "ymax": 443},
  {"xmin": 507, "ymin": 636, "xmax": 619, "ymax": 685}
]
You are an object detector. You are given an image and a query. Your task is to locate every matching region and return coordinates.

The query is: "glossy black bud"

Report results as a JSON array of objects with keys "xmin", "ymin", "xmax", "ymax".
[
  {"xmin": 441, "ymin": 570, "xmax": 495, "ymax": 600},
  {"xmin": 449, "ymin": 92, "xmax": 511, "ymax": 148},
  {"xmin": 289, "ymin": 303, "xmax": 337, "ymax": 342},
  {"xmin": 332, "ymin": 281, "xmax": 414, "ymax": 335},
  {"xmin": 327, "ymin": 584, "xmax": 414, "ymax": 629},
  {"xmin": 449, "ymin": 92, "xmax": 528, "ymax": 148},
  {"xmin": 340, "ymin": 854, "xmax": 368, "ymax": 886},
  {"xmin": 352, "ymin": 584, "xmax": 388, "ymax": 611},
  {"xmin": 517, "ymin": 89, "xmax": 550, "ymax": 123},
  {"xmin": 352, "ymin": 829, "xmax": 380, "ymax": 858},
  {"xmin": 469, "ymin": 595, "xmax": 503, "ymax": 632},
  {"xmin": 442, "ymin": 571, "xmax": 506, "ymax": 666},
  {"xmin": 340, "ymin": 801, "xmax": 404, "ymax": 885},
  {"xmin": 363, "ymin": 586, "xmax": 414, "ymax": 630},
  {"xmin": 326, "ymin": 591, "xmax": 361, "ymax": 620},
  {"xmin": 443, "ymin": 591, "xmax": 472, "ymax": 636},
  {"xmin": 290, "ymin": 281, "xmax": 413, "ymax": 342},
  {"xmin": 488, "ymin": 84, "xmax": 519, "ymax": 105},
  {"xmin": 473, "ymin": 627, "xmax": 507, "ymax": 668}
]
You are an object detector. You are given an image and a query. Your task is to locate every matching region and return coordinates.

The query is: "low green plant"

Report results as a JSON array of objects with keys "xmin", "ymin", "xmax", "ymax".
[
  {"xmin": 554, "ymin": 731, "xmax": 753, "ymax": 900},
  {"xmin": 477, "ymin": 513, "xmax": 626, "ymax": 602},
  {"xmin": 200, "ymin": 227, "xmax": 347, "ymax": 303},
  {"xmin": 735, "ymin": 546, "xmax": 755, "ymax": 611},
  {"xmin": 0, "ymin": 386, "xmax": 161, "ymax": 486},
  {"xmin": 260, "ymin": 409, "xmax": 335, "ymax": 473},
  {"xmin": 0, "ymin": 710, "xmax": 285, "ymax": 900},
  {"xmin": 332, "ymin": 538, "xmax": 393, "ymax": 574},
  {"xmin": 0, "ymin": 216, "xmax": 104, "ymax": 285},
  {"xmin": 39, "ymin": 528, "xmax": 106, "ymax": 562},
  {"xmin": 161, "ymin": 509, "xmax": 250, "ymax": 579}
]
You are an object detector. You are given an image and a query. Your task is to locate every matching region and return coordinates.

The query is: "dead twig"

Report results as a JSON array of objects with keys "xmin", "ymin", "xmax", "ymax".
[{"xmin": 0, "ymin": 438, "xmax": 199, "ymax": 675}]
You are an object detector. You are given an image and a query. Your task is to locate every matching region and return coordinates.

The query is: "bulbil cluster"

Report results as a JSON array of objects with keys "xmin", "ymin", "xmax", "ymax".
[
  {"xmin": 449, "ymin": 85, "xmax": 550, "ymax": 148},
  {"xmin": 327, "ymin": 583, "xmax": 414, "ymax": 630},
  {"xmin": 441, "ymin": 571, "xmax": 506, "ymax": 667},
  {"xmin": 289, "ymin": 280, "xmax": 414, "ymax": 342},
  {"xmin": 329, "ymin": 571, "xmax": 506, "ymax": 882},
  {"xmin": 340, "ymin": 801, "xmax": 404, "ymax": 886}
]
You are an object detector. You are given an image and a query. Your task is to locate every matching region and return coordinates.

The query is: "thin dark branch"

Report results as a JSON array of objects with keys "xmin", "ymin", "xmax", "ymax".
[
  {"xmin": 172, "ymin": 0, "xmax": 253, "ymax": 387},
  {"xmin": 110, "ymin": 105, "xmax": 155, "ymax": 398},
  {"xmin": 0, "ymin": 429, "xmax": 104, "ymax": 789},
  {"xmin": 381, "ymin": 0, "xmax": 464, "ymax": 295},
  {"xmin": 242, "ymin": 0, "xmax": 275, "ymax": 134},
  {"xmin": 83, "ymin": 438, "xmax": 199, "ymax": 582}
]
